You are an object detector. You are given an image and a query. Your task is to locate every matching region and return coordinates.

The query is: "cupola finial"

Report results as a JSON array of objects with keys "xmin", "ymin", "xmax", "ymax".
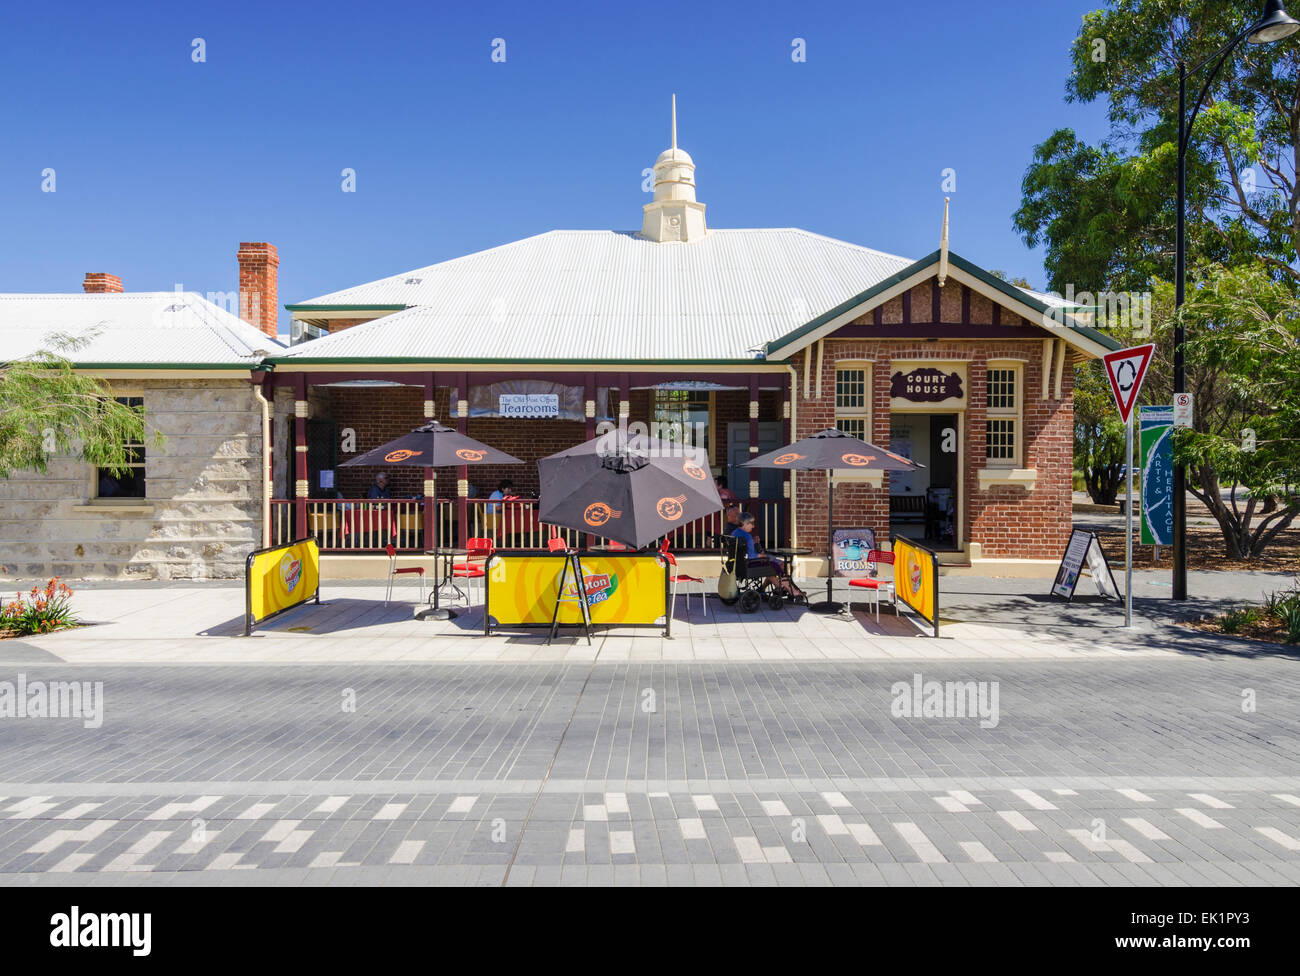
[{"xmin": 641, "ymin": 95, "xmax": 707, "ymax": 243}]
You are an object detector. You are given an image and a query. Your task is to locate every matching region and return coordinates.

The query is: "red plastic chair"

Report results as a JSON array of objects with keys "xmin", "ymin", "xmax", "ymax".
[
  {"xmin": 847, "ymin": 549, "xmax": 895, "ymax": 621},
  {"xmin": 605, "ymin": 540, "xmax": 630, "ymax": 551},
  {"xmin": 384, "ymin": 543, "xmax": 426, "ymax": 606},
  {"xmin": 547, "ymin": 536, "xmax": 569, "ymax": 553},
  {"xmin": 659, "ymin": 539, "xmax": 706, "ymax": 619},
  {"xmin": 452, "ymin": 536, "xmax": 495, "ymax": 607}
]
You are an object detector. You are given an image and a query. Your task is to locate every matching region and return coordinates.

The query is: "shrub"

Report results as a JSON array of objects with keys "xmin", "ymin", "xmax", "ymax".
[{"xmin": 0, "ymin": 578, "xmax": 77, "ymax": 636}]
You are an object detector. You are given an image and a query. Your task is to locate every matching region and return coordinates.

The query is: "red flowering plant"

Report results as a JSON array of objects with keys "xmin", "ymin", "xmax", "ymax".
[{"xmin": 0, "ymin": 578, "xmax": 77, "ymax": 636}]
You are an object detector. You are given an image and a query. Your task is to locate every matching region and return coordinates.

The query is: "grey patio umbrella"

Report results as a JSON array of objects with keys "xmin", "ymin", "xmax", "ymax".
[
  {"xmin": 745, "ymin": 427, "xmax": 922, "ymax": 613},
  {"xmin": 537, "ymin": 430, "xmax": 721, "ymax": 550},
  {"xmin": 339, "ymin": 421, "xmax": 522, "ymax": 468}
]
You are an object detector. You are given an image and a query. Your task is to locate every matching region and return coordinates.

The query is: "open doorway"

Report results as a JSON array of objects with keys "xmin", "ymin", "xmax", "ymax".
[{"xmin": 889, "ymin": 413, "xmax": 959, "ymax": 550}]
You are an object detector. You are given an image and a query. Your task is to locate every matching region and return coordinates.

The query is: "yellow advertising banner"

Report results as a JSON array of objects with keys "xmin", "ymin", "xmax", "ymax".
[
  {"xmin": 892, "ymin": 537, "xmax": 938, "ymax": 635},
  {"xmin": 246, "ymin": 539, "xmax": 320, "ymax": 632},
  {"xmin": 486, "ymin": 554, "xmax": 667, "ymax": 628}
]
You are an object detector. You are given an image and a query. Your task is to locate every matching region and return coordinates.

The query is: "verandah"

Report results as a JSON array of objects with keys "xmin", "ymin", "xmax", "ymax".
[{"xmin": 262, "ymin": 368, "xmax": 793, "ymax": 553}]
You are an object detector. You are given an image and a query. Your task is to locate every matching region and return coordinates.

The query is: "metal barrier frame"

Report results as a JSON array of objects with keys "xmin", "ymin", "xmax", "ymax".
[
  {"xmin": 483, "ymin": 549, "xmax": 672, "ymax": 639},
  {"xmin": 244, "ymin": 537, "xmax": 322, "ymax": 636},
  {"xmin": 890, "ymin": 535, "xmax": 940, "ymax": 638}
]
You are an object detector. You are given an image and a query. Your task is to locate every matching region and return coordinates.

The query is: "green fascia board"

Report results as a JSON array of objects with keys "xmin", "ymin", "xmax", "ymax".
[
  {"xmin": 282, "ymin": 304, "xmax": 408, "ymax": 312},
  {"xmin": 65, "ymin": 362, "xmax": 257, "ymax": 370},
  {"xmin": 763, "ymin": 249, "xmax": 1120, "ymax": 355},
  {"xmin": 265, "ymin": 355, "xmax": 784, "ymax": 367}
]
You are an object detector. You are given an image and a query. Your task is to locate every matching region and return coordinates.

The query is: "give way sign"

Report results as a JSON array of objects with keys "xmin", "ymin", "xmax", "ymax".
[{"xmin": 1103, "ymin": 343, "xmax": 1155, "ymax": 424}]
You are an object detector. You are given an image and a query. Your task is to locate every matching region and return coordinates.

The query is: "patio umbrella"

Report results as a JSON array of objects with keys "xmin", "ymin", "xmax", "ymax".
[
  {"xmin": 339, "ymin": 421, "xmax": 522, "ymax": 468},
  {"xmin": 744, "ymin": 427, "xmax": 921, "ymax": 613},
  {"xmin": 537, "ymin": 430, "xmax": 721, "ymax": 550}
]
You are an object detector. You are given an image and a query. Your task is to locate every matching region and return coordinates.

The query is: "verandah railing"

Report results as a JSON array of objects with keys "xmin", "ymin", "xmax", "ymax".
[{"xmin": 270, "ymin": 497, "xmax": 788, "ymax": 553}]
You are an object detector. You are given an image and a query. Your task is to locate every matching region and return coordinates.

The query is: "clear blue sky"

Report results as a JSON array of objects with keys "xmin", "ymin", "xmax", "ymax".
[{"xmin": 0, "ymin": 0, "xmax": 1110, "ymax": 334}]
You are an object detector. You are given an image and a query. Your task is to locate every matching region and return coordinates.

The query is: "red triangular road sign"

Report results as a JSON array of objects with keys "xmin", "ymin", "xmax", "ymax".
[{"xmin": 1102, "ymin": 343, "xmax": 1155, "ymax": 424}]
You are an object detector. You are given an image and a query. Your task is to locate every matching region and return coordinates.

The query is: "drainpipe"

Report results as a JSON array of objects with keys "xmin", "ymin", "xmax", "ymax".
[{"xmin": 250, "ymin": 368, "xmax": 272, "ymax": 547}]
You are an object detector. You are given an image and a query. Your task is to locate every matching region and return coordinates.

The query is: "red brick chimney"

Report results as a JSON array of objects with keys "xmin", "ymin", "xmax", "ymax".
[
  {"xmin": 83, "ymin": 273, "xmax": 123, "ymax": 293},
  {"xmin": 237, "ymin": 242, "xmax": 280, "ymax": 338}
]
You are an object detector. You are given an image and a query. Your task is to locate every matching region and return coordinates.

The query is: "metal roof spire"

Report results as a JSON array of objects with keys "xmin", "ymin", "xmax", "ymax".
[{"xmin": 671, "ymin": 93, "xmax": 677, "ymax": 149}]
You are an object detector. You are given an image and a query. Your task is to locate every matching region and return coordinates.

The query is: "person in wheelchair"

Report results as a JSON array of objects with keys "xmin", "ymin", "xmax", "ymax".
[{"xmin": 730, "ymin": 513, "xmax": 804, "ymax": 601}]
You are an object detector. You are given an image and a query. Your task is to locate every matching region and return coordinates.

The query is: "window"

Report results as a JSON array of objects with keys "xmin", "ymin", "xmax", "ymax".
[
  {"xmin": 652, "ymin": 390, "xmax": 712, "ymax": 460},
  {"xmin": 984, "ymin": 365, "xmax": 1020, "ymax": 465},
  {"xmin": 834, "ymin": 365, "xmax": 870, "ymax": 439},
  {"xmin": 95, "ymin": 397, "xmax": 146, "ymax": 499}
]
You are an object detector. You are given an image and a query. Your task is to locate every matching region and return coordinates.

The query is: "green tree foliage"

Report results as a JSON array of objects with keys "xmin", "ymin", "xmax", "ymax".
[
  {"xmin": 0, "ymin": 334, "xmax": 151, "ymax": 478},
  {"xmin": 1016, "ymin": 1, "xmax": 1300, "ymax": 556},
  {"xmin": 1016, "ymin": 0, "xmax": 1300, "ymax": 294},
  {"xmin": 1171, "ymin": 264, "xmax": 1300, "ymax": 557}
]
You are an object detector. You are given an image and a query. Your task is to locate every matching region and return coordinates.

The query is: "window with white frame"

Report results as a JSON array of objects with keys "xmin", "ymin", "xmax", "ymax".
[
  {"xmin": 834, "ymin": 364, "xmax": 870, "ymax": 439},
  {"xmin": 94, "ymin": 396, "xmax": 147, "ymax": 498},
  {"xmin": 984, "ymin": 364, "xmax": 1021, "ymax": 465}
]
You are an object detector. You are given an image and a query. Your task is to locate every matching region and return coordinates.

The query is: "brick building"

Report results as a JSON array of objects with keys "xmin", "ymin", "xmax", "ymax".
[
  {"xmin": 1, "ymin": 112, "xmax": 1117, "ymax": 580},
  {"xmin": 268, "ymin": 117, "xmax": 1117, "ymax": 575}
]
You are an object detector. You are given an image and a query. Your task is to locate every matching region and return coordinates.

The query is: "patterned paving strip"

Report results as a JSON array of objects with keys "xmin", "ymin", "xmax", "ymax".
[{"xmin": 0, "ymin": 787, "xmax": 1294, "ymax": 883}]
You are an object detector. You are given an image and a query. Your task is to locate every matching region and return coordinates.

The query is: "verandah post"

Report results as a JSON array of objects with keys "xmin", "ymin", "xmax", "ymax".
[
  {"xmin": 457, "ymin": 372, "xmax": 468, "ymax": 548},
  {"xmin": 293, "ymin": 373, "xmax": 308, "ymax": 540},
  {"xmin": 423, "ymin": 373, "xmax": 435, "ymax": 550}
]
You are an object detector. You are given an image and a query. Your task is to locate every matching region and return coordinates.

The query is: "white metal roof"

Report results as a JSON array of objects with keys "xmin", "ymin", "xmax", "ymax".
[
  {"xmin": 0, "ymin": 292, "xmax": 283, "ymax": 367},
  {"xmin": 280, "ymin": 229, "xmax": 918, "ymax": 362}
]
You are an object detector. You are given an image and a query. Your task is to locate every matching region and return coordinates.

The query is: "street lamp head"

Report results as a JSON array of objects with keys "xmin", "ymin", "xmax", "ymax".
[{"xmin": 1247, "ymin": 0, "xmax": 1300, "ymax": 43}]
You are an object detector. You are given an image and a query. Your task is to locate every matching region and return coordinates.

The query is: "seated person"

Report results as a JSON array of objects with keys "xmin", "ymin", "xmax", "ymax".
[
  {"xmin": 715, "ymin": 476, "xmax": 739, "ymax": 504},
  {"xmin": 367, "ymin": 471, "xmax": 392, "ymax": 499},
  {"xmin": 487, "ymin": 478, "xmax": 515, "ymax": 514},
  {"xmin": 730, "ymin": 513, "xmax": 803, "ymax": 598}
]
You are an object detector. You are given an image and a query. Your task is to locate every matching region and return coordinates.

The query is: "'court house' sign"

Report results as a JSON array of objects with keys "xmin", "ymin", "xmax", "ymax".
[{"xmin": 890, "ymin": 366, "xmax": 964, "ymax": 404}]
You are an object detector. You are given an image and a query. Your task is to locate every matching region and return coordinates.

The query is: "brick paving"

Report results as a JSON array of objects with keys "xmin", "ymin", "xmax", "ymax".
[{"xmin": 0, "ymin": 655, "xmax": 1296, "ymax": 886}]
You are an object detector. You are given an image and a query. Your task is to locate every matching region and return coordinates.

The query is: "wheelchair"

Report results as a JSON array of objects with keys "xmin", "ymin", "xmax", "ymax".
[{"xmin": 715, "ymin": 534, "xmax": 800, "ymax": 613}]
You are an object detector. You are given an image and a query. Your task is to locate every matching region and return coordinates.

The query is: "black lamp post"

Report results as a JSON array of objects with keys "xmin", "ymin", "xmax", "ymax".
[{"xmin": 1172, "ymin": 0, "xmax": 1299, "ymax": 601}]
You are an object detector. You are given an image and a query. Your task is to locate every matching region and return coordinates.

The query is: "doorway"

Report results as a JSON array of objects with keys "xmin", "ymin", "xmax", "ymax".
[{"xmin": 889, "ymin": 413, "xmax": 960, "ymax": 550}]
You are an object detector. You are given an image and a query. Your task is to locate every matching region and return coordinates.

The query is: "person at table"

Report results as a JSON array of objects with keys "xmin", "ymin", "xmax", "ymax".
[
  {"xmin": 731, "ymin": 512, "xmax": 803, "ymax": 599},
  {"xmin": 715, "ymin": 476, "xmax": 738, "ymax": 504},
  {"xmin": 487, "ymin": 478, "xmax": 515, "ymax": 514},
  {"xmin": 367, "ymin": 471, "xmax": 392, "ymax": 499}
]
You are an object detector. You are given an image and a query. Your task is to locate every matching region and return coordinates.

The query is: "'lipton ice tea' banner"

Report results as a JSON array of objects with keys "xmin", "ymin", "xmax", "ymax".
[
  {"xmin": 245, "ymin": 538, "xmax": 320, "ymax": 635},
  {"xmin": 484, "ymin": 553, "xmax": 668, "ymax": 635},
  {"xmin": 891, "ymin": 537, "xmax": 939, "ymax": 637}
]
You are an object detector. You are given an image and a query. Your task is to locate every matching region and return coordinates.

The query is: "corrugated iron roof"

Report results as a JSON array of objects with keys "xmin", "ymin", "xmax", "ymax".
[
  {"xmin": 0, "ymin": 293, "xmax": 283, "ymax": 367},
  {"xmin": 278, "ymin": 229, "xmax": 918, "ymax": 362}
]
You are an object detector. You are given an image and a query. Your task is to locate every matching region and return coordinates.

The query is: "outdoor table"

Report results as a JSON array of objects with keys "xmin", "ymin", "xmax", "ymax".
[{"xmin": 418, "ymin": 546, "xmax": 470, "ymax": 621}]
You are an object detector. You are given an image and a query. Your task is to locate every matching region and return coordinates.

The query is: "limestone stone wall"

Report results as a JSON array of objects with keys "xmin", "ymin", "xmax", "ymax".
[{"xmin": 0, "ymin": 378, "xmax": 264, "ymax": 580}]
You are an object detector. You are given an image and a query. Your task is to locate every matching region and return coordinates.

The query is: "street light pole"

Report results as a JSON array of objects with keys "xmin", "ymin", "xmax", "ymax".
[
  {"xmin": 1170, "ymin": 0, "xmax": 1298, "ymax": 602},
  {"xmin": 1174, "ymin": 60, "xmax": 1188, "ymax": 601}
]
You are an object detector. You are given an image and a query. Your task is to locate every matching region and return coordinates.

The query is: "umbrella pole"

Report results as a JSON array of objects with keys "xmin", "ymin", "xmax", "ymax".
[{"xmin": 810, "ymin": 472, "xmax": 844, "ymax": 614}]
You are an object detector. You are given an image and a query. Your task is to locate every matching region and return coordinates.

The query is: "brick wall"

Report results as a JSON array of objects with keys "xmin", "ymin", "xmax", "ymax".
[{"xmin": 791, "ymin": 278, "xmax": 1077, "ymax": 560}]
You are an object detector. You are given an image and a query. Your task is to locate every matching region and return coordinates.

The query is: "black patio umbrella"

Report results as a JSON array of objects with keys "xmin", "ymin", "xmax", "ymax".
[
  {"xmin": 537, "ymin": 430, "xmax": 721, "ymax": 550},
  {"xmin": 744, "ymin": 427, "xmax": 921, "ymax": 613},
  {"xmin": 339, "ymin": 421, "xmax": 522, "ymax": 468}
]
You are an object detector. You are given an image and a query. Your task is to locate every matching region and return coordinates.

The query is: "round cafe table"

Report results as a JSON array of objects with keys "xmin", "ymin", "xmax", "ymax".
[
  {"xmin": 418, "ymin": 547, "xmax": 470, "ymax": 621},
  {"xmin": 767, "ymin": 546, "xmax": 813, "ymax": 558}
]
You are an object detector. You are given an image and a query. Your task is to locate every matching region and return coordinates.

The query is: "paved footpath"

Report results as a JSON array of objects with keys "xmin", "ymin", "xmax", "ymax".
[{"xmin": 0, "ymin": 651, "xmax": 1297, "ymax": 886}]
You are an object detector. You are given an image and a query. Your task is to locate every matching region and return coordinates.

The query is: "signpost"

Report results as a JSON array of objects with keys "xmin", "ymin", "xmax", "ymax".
[
  {"xmin": 1139, "ymin": 406, "xmax": 1174, "ymax": 548},
  {"xmin": 1102, "ymin": 344, "xmax": 1156, "ymax": 627}
]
